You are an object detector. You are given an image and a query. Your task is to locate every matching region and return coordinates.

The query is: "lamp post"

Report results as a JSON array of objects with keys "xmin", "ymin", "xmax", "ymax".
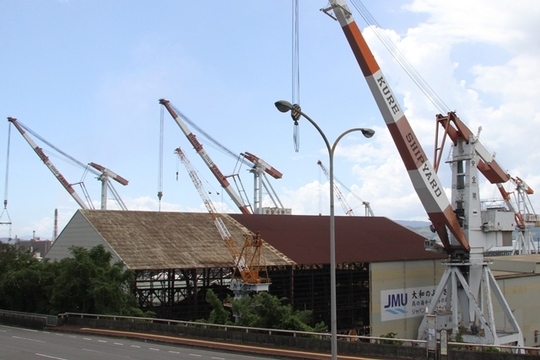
[{"xmin": 274, "ymin": 100, "xmax": 374, "ymax": 360}]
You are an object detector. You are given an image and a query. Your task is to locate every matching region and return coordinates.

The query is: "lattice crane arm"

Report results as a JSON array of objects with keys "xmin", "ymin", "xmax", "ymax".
[
  {"xmin": 175, "ymin": 148, "xmax": 248, "ymax": 273},
  {"xmin": 317, "ymin": 160, "xmax": 354, "ymax": 216}
]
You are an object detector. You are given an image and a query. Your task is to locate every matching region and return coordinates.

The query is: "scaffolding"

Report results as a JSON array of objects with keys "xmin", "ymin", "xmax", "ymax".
[{"xmin": 133, "ymin": 262, "xmax": 370, "ymax": 334}]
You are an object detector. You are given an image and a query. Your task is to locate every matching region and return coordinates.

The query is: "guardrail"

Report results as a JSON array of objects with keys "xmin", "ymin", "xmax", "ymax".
[
  {"xmin": 5, "ymin": 311, "xmax": 539, "ymax": 358},
  {"xmin": 57, "ymin": 311, "xmax": 421, "ymax": 345},
  {"xmin": 0, "ymin": 309, "xmax": 57, "ymax": 327}
]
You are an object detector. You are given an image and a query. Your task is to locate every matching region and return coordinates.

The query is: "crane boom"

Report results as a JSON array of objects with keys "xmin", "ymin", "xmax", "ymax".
[
  {"xmin": 8, "ymin": 117, "xmax": 89, "ymax": 209},
  {"xmin": 434, "ymin": 112, "xmax": 509, "ymax": 183},
  {"xmin": 241, "ymin": 152, "xmax": 283, "ymax": 179},
  {"xmin": 89, "ymin": 162, "xmax": 129, "ymax": 186},
  {"xmin": 324, "ymin": 1, "xmax": 524, "ymax": 346},
  {"xmin": 160, "ymin": 99, "xmax": 252, "ymax": 215},
  {"xmin": 324, "ymin": 1, "xmax": 468, "ymax": 253}
]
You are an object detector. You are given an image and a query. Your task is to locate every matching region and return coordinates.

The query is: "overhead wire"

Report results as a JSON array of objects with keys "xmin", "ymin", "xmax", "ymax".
[
  {"xmin": 350, "ymin": 0, "xmax": 450, "ymax": 114},
  {"xmin": 16, "ymin": 120, "xmax": 102, "ymax": 178},
  {"xmin": 158, "ymin": 105, "xmax": 164, "ymax": 210},
  {"xmin": 1, "ymin": 122, "xmax": 13, "ymax": 240},
  {"xmin": 292, "ymin": 0, "xmax": 300, "ymax": 152}
]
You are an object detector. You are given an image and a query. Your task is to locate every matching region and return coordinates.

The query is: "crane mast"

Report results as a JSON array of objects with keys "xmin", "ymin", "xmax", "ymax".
[
  {"xmin": 160, "ymin": 99, "xmax": 252, "ymax": 215},
  {"xmin": 175, "ymin": 148, "xmax": 270, "ymax": 299},
  {"xmin": 8, "ymin": 117, "xmax": 89, "ymax": 209},
  {"xmin": 88, "ymin": 162, "xmax": 129, "ymax": 210},
  {"xmin": 241, "ymin": 152, "xmax": 289, "ymax": 214},
  {"xmin": 324, "ymin": 0, "xmax": 523, "ymax": 346}
]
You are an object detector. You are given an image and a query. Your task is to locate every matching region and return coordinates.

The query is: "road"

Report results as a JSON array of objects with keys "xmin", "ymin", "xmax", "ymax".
[{"xmin": 0, "ymin": 324, "xmax": 278, "ymax": 360}]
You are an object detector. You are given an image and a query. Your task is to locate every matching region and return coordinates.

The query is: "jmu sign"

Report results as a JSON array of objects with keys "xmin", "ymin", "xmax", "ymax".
[{"xmin": 380, "ymin": 286, "xmax": 447, "ymax": 322}]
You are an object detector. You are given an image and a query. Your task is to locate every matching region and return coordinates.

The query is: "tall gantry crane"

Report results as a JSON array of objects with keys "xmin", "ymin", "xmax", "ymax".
[
  {"xmin": 8, "ymin": 117, "xmax": 128, "ymax": 211},
  {"xmin": 323, "ymin": 0, "xmax": 523, "ymax": 346},
  {"xmin": 175, "ymin": 148, "xmax": 270, "ymax": 299}
]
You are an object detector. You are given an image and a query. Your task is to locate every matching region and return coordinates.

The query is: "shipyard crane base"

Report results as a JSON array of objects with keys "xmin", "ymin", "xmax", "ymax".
[
  {"xmin": 229, "ymin": 279, "xmax": 271, "ymax": 300},
  {"xmin": 512, "ymin": 229, "xmax": 538, "ymax": 255},
  {"xmin": 417, "ymin": 261, "xmax": 523, "ymax": 347}
]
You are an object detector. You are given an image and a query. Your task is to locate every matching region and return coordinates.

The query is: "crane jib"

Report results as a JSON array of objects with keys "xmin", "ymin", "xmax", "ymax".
[
  {"xmin": 329, "ymin": 2, "xmax": 470, "ymax": 252},
  {"xmin": 376, "ymin": 76, "xmax": 401, "ymax": 116}
]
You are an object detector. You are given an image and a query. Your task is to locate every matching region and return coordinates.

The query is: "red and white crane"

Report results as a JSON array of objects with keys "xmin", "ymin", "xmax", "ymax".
[
  {"xmin": 240, "ymin": 151, "xmax": 289, "ymax": 214},
  {"xmin": 8, "ymin": 117, "xmax": 89, "ymax": 209},
  {"xmin": 88, "ymin": 162, "xmax": 129, "ymax": 210},
  {"xmin": 434, "ymin": 112, "xmax": 538, "ymax": 255},
  {"xmin": 160, "ymin": 99, "xmax": 252, "ymax": 215},
  {"xmin": 8, "ymin": 117, "xmax": 128, "ymax": 211},
  {"xmin": 324, "ymin": 0, "xmax": 523, "ymax": 346},
  {"xmin": 175, "ymin": 147, "xmax": 270, "ymax": 299},
  {"xmin": 166, "ymin": 104, "xmax": 290, "ymax": 214}
]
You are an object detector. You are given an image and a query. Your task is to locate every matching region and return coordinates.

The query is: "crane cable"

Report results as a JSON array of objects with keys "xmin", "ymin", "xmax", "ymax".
[
  {"xmin": 291, "ymin": 0, "xmax": 301, "ymax": 152},
  {"xmin": 350, "ymin": 0, "xmax": 450, "ymax": 114},
  {"xmin": 1, "ymin": 122, "xmax": 13, "ymax": 240},
  {"xmin": 16, "ymin": 120, "xmax": 90, "ymax": 171},
  {"xmin": 157, "ymin": 105, "xmax": 164, "ymax": 211}
]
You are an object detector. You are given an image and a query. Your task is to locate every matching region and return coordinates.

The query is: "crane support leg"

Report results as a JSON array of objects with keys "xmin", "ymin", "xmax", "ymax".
[{"xmin": 418, "ymin": 262, "xmax": 523, "ymax": 346}]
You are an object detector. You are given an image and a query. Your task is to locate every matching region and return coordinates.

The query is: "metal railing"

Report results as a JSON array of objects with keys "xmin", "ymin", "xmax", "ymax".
[
  {"xmin": 0, "ymin": 309, "xmax": 58, "ymax": 326},
  {"xmin": 58, "ymin": 311, "xmax": 422, "ymax": 345}
]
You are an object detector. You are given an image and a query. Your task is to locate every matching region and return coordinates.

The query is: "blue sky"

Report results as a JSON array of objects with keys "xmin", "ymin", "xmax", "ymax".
[{"xmin": 1, "ymin": 0, "xmax": 539, "ymax": 240}]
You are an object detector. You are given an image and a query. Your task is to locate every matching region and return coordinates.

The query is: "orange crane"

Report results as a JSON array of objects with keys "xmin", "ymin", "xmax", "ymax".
[
  {"xmin": 323, "ymin": 0, "xmax": 523, "ymax": 346},
  {"xmin": 175, "ymin": 147, "xmax": 270, "ymax": 299}
]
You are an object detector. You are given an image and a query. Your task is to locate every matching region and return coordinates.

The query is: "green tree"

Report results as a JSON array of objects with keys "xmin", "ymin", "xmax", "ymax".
[
  {"xmin": 204, "ymin": 289, "xmax": 327, "ymax": 333},
  {"xmin": 205, "ymin": 289, "xmax": 232, "ymax": 324},
  {"xmin": 0, "ymin": 244, "xmax": 52, "ymax": 313},
  {"xmin": 49, "ymin": 245, "xmax": 136, "ymax": 315},
  {"xmin": 0, "ymin": 243, "xmax": 145, "ymax": 316}
]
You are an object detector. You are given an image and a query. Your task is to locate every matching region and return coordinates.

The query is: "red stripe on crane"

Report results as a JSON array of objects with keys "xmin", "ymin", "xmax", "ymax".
[{"xmin": 341, "ymin": 18, "xmax": 380, "ymax": 77}]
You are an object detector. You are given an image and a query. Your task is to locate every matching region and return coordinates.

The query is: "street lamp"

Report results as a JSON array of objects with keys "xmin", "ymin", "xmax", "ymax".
[{"xmin": 274, "ymin": 100, "xmax": 374, "ymax": 360}]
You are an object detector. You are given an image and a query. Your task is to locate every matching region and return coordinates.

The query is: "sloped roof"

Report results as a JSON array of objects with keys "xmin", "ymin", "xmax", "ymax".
[
  {"xmin": 230, "ymin": 214, "xmax": 446, "ymax": 264},
  {"xmin": 75, "ymin": 210, "xmax": 294, "ymax": 270}
]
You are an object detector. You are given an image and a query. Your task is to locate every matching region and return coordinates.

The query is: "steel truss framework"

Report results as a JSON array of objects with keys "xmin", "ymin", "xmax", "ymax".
[{"xmin": 133, "ymin": 263, "xmax": 370, "ymax": 334}]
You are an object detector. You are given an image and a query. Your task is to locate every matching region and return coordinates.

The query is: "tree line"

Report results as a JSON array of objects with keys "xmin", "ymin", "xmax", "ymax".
[
  {"xmin": 0, "ymin": 243, "xmax": 142, "ymax": 316},
  {"xmin": 0, "ymin": 243, "xmax": 326, "ymax": 332}
]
